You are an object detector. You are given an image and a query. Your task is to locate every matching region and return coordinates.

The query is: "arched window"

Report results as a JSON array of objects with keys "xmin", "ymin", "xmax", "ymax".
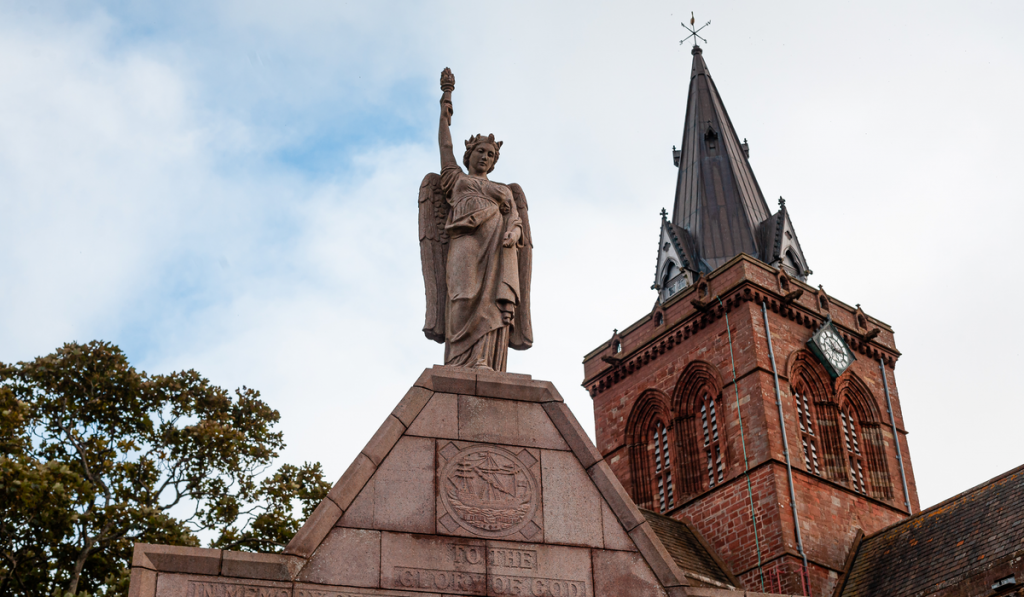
[
  {"xmin": 783, "ymin": 250, "xmax": 800, "ymax": 277},
  {"xmin": 837, "ymin": 374, "xmax": 895, "ymax": 502},
  {"xmin": 794, "ymin": 388, "xmax": 820, "ymax": 476},
  {"xmin": 626, "ymin": 391, "xmax": 676, "ymax": 511},
  {"xmin": 651, "ymin": 420, "xmax": 676, "ymax": 513},
  {"xmin": 788, "ymin": 352, "xmax": 846, "ymax": 482},
  {"xmin": 672, "ymin": 361, "xmax": 728, "ymax": 497},
  {"xmin": 662, "ymin": 262, "xmax": 678, "ymax": 287},
  {"xmin": 699, "ymin": 393, "xmax": 725, "ymax": 488}
]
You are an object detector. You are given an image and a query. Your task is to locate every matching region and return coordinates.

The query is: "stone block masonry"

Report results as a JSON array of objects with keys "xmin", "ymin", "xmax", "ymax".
[{"xmin": 129, "ymin": 367, "xmax": 783, "ymax": 597}]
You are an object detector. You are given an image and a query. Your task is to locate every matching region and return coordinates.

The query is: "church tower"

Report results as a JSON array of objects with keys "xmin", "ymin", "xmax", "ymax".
[{"xmin": 583, "ymin": 46, "xmax": 919, "ymax": 596}]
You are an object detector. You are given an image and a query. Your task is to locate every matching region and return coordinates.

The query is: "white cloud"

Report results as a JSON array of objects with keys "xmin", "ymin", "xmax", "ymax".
[{"xmin": 1, "ymin": 0, "xmax": 1023, "ymax": 512}]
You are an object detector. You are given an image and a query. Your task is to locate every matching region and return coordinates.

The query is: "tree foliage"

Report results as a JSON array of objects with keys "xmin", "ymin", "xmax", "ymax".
[{"xmin": 0, "ymin": 341, "xmax": 330, "ymax": 596}]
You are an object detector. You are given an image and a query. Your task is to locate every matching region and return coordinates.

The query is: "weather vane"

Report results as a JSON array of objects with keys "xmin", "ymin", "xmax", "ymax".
[{"xmin": 680, "ymin": 11, "xmax": 711, "ymax": 47}]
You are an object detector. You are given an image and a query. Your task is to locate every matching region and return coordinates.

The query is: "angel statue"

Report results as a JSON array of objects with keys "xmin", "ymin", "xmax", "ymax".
[{"xmin": 418, "ymin": 68, "xmax": 533, "ymax": 371}]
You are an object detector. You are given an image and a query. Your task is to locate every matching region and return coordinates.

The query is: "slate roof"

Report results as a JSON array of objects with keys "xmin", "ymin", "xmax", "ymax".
[
  {"xmin": 839, "ymin": 464, "xmax": 1024, "ymax": 597},
  {"xmin": 642, "ymin": 509, "xmax": 738, "ymax": 589},
  {"xmin": 756, "ymin": 201, "xmax": 809, "ymax": 278}
]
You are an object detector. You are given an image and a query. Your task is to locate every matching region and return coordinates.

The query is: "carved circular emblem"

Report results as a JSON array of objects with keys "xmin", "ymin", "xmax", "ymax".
[{"xmin": 440, "ymin": 445, "xmax": 538, "ymax": 537}]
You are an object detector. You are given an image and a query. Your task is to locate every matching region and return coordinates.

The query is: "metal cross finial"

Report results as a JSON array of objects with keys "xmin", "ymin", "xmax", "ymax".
[
  {"xmin": 680, "ymin": 11, "xmax": 711, "ymax": 47},
  {"xmin": 660, "ymin": 208, "xmax": 668, "ymax": 219}
]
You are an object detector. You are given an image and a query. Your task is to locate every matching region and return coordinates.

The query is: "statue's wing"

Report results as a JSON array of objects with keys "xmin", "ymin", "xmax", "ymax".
[
  {"xmin": 419, "ymin": 172, "xmax": 449, "ymax": 343},
  {"xmin": 508, "ymin": 183, "xmax": 533, "ymax": 350}
]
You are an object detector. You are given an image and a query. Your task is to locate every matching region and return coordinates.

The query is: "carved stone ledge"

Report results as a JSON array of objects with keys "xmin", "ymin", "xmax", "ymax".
[
  {"xmin": 131, "ymin": 543, "xmax": 222, "ymax": 576},
  {"xmin": 416, "ymin": 366, "xmax": 561, "ymax": 403},
  {"xmin": 221, "ymin": 551, "xmax": 303, "ymax": 581}
]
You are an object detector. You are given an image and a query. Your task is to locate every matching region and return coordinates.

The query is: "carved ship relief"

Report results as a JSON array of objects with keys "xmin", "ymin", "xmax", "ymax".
[{"xmin": 441, "ymin": 445, "xmax": 538, "ymax": 536}]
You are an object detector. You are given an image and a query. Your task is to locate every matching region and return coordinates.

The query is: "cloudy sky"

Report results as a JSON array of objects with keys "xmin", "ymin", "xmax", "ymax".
[{"xmin": 1, "ymin": 1, "xmax": 1022, "ymax": 511}]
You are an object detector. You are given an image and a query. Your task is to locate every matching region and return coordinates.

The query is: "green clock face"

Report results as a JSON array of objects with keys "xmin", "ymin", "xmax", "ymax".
[{"xmin": 808, "ymin": 319, "xmax": 854, "ymax": 378}]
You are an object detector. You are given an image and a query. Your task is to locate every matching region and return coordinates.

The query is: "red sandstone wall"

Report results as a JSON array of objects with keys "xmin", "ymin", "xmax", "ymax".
[{"xmin": 680, "ymin": 465, "xmax": 785, "ymax": 577}]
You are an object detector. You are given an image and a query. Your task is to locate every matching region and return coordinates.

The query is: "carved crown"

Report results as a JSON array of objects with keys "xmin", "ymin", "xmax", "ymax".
[{"xmin": 465, "ymin": 133, "xmax": 503, "ymax": 151}]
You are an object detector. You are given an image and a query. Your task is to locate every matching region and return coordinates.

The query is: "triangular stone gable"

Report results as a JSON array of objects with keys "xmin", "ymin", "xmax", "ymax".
[
  {"xmin": 128, "ymin": 368, "xmax": 797, "ymax": 596},
  {"xmin": 286, "ymin": 366, "xmax": 687, "ymax": 597}
]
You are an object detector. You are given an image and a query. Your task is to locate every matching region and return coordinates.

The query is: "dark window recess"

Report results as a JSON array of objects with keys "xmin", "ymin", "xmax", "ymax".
[{"xmin": 705, "ymin": 127, "xmax": 719, "ymax": 155}]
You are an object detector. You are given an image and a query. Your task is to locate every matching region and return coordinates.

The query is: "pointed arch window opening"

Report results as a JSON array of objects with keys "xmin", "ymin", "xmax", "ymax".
[
  {"xmin": 782, "ymin": 250, "xmax": 801, "ymax": 278},
  {"xmin": 700, "ymin": 395, "xmax": 725, "ymax": 488},
  {"xmin": 662, "ymin": 261, "xmax": 688, "ymax": 300},
  {"xmin": 704, "ymin": 126, "xmax": 719, "ymax": 155},
  {"xmin": 794, "ymin": 389, "xmax": 820, "ymax": 476},
  {"xmin": 652, "ymin": 421, "xmax": 676, "ymax": 513}
]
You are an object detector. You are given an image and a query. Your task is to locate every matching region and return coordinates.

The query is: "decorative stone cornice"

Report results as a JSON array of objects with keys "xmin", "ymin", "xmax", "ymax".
[{"xmin": 583, "ymin": 255, "xmax": 900, "ymax": 397}]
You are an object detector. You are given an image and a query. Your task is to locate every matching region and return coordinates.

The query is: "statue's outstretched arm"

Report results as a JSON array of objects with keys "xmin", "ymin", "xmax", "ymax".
[{"xmin": 438, "ymin": 68, "xmax": 458, "ymax": 169}]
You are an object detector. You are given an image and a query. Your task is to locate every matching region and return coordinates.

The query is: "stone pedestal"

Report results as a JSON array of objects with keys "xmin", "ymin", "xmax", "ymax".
[{"xmin": 129, "ymin": 367, "xmax": 799, "ymax": 597}]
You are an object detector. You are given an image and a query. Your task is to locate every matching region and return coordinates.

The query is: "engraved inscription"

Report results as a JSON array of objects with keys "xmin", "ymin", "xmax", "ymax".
[
  {"xmin": 296, "ymin": 592, "xmax": 423, "ymax": 597},
  {"xmin": 448, "ymin": 544, "xmax": 536, "ymax": 569},
  {"xmin": 488, "ymin": 547, "xmax": 536, "ymax": 570},
  {"xmin": 489, "ymin": 576, "xmax": 587, "ymax": 597},
  {"xmin": 393, "ymin": 567, "xmax": 485, "ymax": 592},
  {"xmin": 440, "ymin": 445, "xmax": 539, "ymax": 538},
  {"xmin": 186, "ymin": 581, "xmax": 289, "ymax": 597},
  {"xmin": 449, "ymin": 543, "xmax": 485, "ymax": 564}
]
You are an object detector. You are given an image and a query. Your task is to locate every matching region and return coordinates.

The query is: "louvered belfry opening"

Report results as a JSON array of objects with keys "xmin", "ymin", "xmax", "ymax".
[{"xmin": 652, "ymin": 421, "xmax": 676, "ymax": 513}]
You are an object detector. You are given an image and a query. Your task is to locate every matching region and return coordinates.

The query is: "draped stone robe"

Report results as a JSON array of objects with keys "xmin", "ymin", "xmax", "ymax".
[{"xmin": 439, "ymin": 163, "xmax": 524, "ymax": 370}]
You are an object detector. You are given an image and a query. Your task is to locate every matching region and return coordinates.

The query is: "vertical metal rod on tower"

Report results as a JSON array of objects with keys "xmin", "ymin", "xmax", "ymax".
[
  {"xmin": 763, "ymin": 302, "xmax": 810, "ymax": 595},
  {"xmin": 880, "ymin": 358, "xmax": 912, "ymax": 515}
]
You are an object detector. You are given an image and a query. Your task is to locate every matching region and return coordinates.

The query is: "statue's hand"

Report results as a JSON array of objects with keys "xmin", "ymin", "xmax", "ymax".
[
  {"xmin": 503, "ymin": 228, "xmax": 521, "ymax": 248},
  {"xmin": 498, "ymin": 301, "xmax": 515, "ymax": 325},
  {"xmin": 440, "ymin": 95, "xmax": 453, "ymax": 126}
]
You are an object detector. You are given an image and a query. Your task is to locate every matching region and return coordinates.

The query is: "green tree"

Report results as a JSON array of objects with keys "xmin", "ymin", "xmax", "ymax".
[{"xmin": 0, "ymin": 341, "xmax": 330, "ymax": 597}]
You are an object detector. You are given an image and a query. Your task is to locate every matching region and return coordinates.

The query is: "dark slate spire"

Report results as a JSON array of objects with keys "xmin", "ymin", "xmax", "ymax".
[
  {"xmin": 654, "ymin": 46, "xmax": 809, "ymax": 303},
  {"xmin": 671, "ymin": 46, "xmax": 807, "ymax": 275}
]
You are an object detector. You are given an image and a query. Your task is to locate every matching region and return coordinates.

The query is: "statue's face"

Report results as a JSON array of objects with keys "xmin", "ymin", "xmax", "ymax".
[{"xmin": 470, "ymin": 143, "xmax": 496, "ymax": 174}]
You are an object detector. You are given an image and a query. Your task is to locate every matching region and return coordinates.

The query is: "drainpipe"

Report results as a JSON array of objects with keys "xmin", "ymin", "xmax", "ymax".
[
  {"xmin": 879, "ymin": 358, "xmax": 912, "ymax": 515},
  {"xmin": 762, "ymin": 302, "xmax": 810, "ymax": 589}
]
